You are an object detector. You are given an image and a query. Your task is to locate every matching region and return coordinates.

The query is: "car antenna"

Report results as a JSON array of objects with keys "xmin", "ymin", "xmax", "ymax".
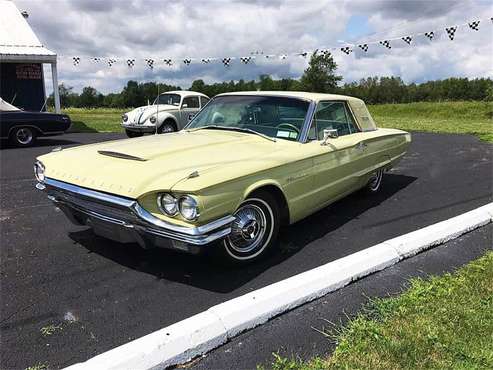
[{"xmin": 155, "ymin": 83, "xmax": 160, "ymax": 135}]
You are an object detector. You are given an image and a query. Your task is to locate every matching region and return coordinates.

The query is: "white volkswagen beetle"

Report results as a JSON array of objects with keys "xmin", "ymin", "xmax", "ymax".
[{"xmin": 121, "ymin": 91, "xmax": 210, "ymax": 137}]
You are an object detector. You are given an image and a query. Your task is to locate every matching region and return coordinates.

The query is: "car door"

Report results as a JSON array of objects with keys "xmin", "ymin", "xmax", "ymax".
[
  {"xmin": 305, "ymin": 101, "xmax": 369, "ymax": 208},
  {"xmin": 179, "ymin": 96, "xmax": 200, "ymax": 128}
]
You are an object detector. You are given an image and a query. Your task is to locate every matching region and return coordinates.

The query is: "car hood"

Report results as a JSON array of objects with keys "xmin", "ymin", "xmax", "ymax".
[
  {"xmin": 125, "ymin": 104, "xmax": 177, "ymax": 124},
  {"xmin": 38, "ymin": 130, "xmax": 292, "ymax": 198}
]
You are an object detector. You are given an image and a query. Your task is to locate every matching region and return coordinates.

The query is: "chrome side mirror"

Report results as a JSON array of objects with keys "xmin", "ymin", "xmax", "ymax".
[{"xmin": 321, "ymin": 129, "xmax": 338, "ymax": 145}]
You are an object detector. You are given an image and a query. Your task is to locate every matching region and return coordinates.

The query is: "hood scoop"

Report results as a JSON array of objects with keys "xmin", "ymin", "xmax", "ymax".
[{"xmin": 98, "ymin": 150, "xmax": 147, "ymax": 162}]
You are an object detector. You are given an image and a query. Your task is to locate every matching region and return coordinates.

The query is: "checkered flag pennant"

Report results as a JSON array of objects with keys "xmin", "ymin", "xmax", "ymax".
[
  {"xmin": 468, "ymin": 20, "xmax": 480, "ymax": 31},
  {"xmin": 145, "ymin": 58, "xmax": 154, "ymax": 69},
  {"xmin": 72, "ymin": 56, "xmax": 80, "ymax": 66},
  {"xmin": 379, "ymin": 40, "xmax": 391, "ymax": 49},
  {"xmin": 446, "ymin": 26, "xmax": 457, "ymax": 40},
  {"xmin": 264, "ymin": 54, "xmax": 276, "ymax": 59},
  {"xmin": 92, "ymin": 57, "xmax": 102, "ymax": 63},
  {"xmin": 240, "ymin": 56, "xmax": 253, "ymax": 64},
  {"xmin": 163, "ymin": 58, "xmax": 173, "ymax": 66},
  {"xmin": 183, "ymin": 58, "xmax": 191, "ymax": 66},
  {"xmin": 107, "ymin": 58, "xmax": 116, "ymax": 67},
  {"xmin": 126, "ymin": 59, "xmax": 135, "ymax": 68},
  {"xmin": 201, "ymin": 58, "xmax": 211, "ymax": 64},
  {"xmin": 340, "ymin": 46, "xmax": 352, "ymax": 55},
  {"xmin": 222, "ymin": 57, "xmax": 232, "ymax": 66},
  {"xmin": 279, "ymin": 54, "xmax": 288, "ymax": 60},
  {"xmin": 424, "ymin": 31, "xmax": 435, "ymax": 41},
  {"xmin": 320, "ymin": 49, "xmax": 331, "ymax": 56},
  {"xmin": 358, "ymin": 44, "xmax": 368, "ymax": 52},
  {"xmin": 297, "ymin": 52, "xmax": 308, "ymax": 58},
  {"xmin": 402, "ymin": 36, "xmax": 413, "ymax": 45}
]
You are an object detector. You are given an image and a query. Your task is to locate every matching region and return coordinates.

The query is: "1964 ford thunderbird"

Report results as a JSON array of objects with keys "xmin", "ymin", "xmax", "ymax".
[{"xmin": 35, "ymin": 92, "xmax": 411, "ymax": 264}]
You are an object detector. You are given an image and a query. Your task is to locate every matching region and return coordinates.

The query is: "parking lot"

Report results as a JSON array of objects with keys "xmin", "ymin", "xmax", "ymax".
[{"xmin": 1, "ymin": 132, "xmax": 492, "ymax": 369}]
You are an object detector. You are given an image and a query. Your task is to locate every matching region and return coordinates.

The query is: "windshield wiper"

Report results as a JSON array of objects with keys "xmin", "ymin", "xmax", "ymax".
[{"xmin": 187, "ymin": 125, "xmax": 276, "ymax": 142}]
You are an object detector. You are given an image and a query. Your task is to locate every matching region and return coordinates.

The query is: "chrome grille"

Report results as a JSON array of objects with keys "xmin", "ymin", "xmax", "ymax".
[{"xmin": 47, "ymin": 186, "xmax": 139, "ymax": 223}]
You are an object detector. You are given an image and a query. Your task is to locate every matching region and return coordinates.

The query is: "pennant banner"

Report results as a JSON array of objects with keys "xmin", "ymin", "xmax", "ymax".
[{"xmin": 66, "ymin": 17, "xmax": 489, "ymax": 70}]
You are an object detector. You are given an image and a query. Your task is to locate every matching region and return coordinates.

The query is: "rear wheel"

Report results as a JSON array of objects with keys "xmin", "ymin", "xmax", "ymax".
[
  {"xmin": 9, "ymin": 127, "xmax": 37, "ymax": 147},
  {"xmin": 125, "ymin": 129, "xmax": 143, "ymax": 138},
  {"xmin": 214, "ymin": 191, "xmax": 280, "ymax": 265},
  {"xmin": 365, "ymin": 168, "xmax": 384, "ymax": 193}
]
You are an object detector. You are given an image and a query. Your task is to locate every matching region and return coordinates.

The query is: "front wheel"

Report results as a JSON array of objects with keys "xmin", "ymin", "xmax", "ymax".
[
  {"xmin": 214, "ymin": 191, "xmax": 280, "ymax": 265},
  {"xmin": 125, "ymin": 129, "xmax": 143, "ymax": 138},
  {"xmin": 9, "ymin": 127, "xmax": 37, "ymax": 147},
  {"xmin": 157, "ymin": 121, "xmax": 176, "ymax": 134}
]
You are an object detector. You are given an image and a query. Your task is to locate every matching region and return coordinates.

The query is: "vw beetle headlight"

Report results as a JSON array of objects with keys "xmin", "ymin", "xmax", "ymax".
[
  {"xmin": 149, "ymin": 115, "xmax": 157, "ymax": 124},
  {"xmin": 34, "ymin": 160, "xmax": 45, "ymax": 182},
  {"xmin": 157, "ymin": 193, "xmax": 178, "ymax": 216},
  {"xmin": 122, "ymin": 114, "xmax": 128, "ymax": 122},
  {"xmin": 179, "ymin": 195, "xmax": 199, "ymax": 221}
]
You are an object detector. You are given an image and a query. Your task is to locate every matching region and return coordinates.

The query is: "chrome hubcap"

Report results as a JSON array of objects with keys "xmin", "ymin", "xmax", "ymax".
[
  {"xmin": 17, "ymin": 128, "xmax": 33, "ymax": 144},
  {"xmin": 369, "ymin": 169, "xmax": 383, "ymax": 190},
  {"xmin": 162, "ymin": 124, "xmax": 174, "ymax": 133},
  {"xmin": 227, "ymin": 204, "xmax": 266, "ymax": 253}
]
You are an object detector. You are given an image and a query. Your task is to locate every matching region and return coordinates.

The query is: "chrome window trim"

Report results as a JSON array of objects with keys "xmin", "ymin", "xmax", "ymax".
[
  {"xmin": 42, "ymin": 178, "xmax": 235, "ymax": 239},
  {"xmin": 298, "ymin": 101, "xmax": 317, "ymax": 143}
]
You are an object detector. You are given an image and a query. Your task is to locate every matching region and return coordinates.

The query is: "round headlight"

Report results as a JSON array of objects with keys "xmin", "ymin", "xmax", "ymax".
[
  {"xmin": 34, "ymin": 160, "xmax": 45, "ymax": 182},
  {"xmin": 122, "ymin": 114, "xmax": 128, "ymax": 122},
  {"xmin": 157, "ymin": 193, "xmax": 178, "ymax": 216},
  {"xmin": 179, "ymin": 195, "xmax": 199, "ymax": 221},
  {"xmin": 149, "ymin": 115, "xmax": 157, "ymax": 124}
]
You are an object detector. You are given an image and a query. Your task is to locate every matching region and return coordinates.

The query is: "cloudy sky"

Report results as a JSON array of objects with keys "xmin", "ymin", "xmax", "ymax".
[{"xmin": 14, "ymin": 0, "xmax": 493, "ymax": 94}]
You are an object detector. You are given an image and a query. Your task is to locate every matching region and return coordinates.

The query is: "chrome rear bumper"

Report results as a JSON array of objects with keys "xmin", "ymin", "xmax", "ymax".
[{"xmin": 37, "ymin": 178, "xmax": 235, "ymax": 253}]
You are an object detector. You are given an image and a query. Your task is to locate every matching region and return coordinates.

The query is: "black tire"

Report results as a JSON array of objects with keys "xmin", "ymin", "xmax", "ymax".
[
  {"xmin": 9, "ymin": 126, "xmax": 37, "ymax": 147},
  {"xmin": 365, "ymin": 168, "xmax": 384, "ymax": 193},
  {"xmin": 157, "ymin": 120, "xmax": 176, "ymax": 134},
  {"xmin": 125, "ymin": 129, "xmax": 143, "ymax": 138},
  {"xmin": 213, "ymin": 190, "xmax": 280, "ymax": 265}
]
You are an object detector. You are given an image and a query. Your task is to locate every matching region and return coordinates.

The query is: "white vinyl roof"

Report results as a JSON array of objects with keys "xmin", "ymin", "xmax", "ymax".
[{"xmin": 0, "ymin": 0, "xmax": 56, "ymax": 63}]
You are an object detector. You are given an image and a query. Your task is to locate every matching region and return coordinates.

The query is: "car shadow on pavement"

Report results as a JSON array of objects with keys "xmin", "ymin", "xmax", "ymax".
[{"xmin": 69, "ymin": 173, "xmax": 417, "ymax": 293}]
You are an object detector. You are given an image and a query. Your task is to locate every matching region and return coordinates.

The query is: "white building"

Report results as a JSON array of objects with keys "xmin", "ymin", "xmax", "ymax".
[{"xmin": 0, "ymin": 0, "xmax": 60, "ymax": 112}]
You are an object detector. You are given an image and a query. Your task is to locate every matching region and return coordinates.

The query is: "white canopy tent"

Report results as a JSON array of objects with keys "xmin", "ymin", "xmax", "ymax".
[{"xmin": 0, "ymin": 0, "xmax": 60, "ymax": 112}]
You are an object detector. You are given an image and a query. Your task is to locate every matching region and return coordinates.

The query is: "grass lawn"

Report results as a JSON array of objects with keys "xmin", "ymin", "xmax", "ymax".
[
  {"xmin": 64, "ymin": 107, "xmax": 124, "ymax": 133},
  {"xmin": 61, "ymin": 101, "xmax": 493, "ymax": 143},
  {"xmin": 266, "ymin": 251, "xmax": 493, "ymax": 370},
  {"xmin": 369, "ymin": 101, "xmax": 493, "ymax": 143}
]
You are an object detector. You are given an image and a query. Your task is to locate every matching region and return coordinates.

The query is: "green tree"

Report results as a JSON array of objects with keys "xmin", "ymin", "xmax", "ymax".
[{"xmin": 300, "ymin": 51, "xmax": 342, "ymax": 93}]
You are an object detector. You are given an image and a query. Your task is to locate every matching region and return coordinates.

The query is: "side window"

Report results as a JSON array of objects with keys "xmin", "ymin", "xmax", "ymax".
[
  {"xmin": 200, "ymin": 96, "xmax": 210, "ymax": 107},
  {"xmin": 309, "ymin": 101, "xmax": 359, "ymax": 140},
  {"xmin": 182, "ymin": 96, "xmax": 200, "ymax": 109}
]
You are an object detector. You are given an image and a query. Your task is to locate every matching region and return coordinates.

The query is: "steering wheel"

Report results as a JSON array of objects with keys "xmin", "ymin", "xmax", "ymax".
[{"xmin": 276, "ymin": 123, "xmax": 300, "ymax": 134}]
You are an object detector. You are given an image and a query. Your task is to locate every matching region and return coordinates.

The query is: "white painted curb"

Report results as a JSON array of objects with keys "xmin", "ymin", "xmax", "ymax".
[{"xmin": 65, "ymin": 202, "xmax": 493, "ymax": 370}]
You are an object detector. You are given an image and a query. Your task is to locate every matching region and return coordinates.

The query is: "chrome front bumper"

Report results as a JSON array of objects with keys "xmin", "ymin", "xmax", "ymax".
[{"xmin": 37, "ymin": 178, "xmax": 235, "ymax": 253}]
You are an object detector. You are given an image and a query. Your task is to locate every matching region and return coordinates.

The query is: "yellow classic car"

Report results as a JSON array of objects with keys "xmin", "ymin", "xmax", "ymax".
[{"xmin": 34, "ymin": 92, "xmax": 411, "ymax": 264}]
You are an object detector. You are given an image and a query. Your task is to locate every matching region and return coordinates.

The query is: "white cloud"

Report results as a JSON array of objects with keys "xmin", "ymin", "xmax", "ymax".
[{"xmin": 14, "ymin": 0, "xmax": 493, "ymax": 94}]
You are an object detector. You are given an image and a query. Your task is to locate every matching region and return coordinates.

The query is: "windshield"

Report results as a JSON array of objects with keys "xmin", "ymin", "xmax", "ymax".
[
  {"xmin": 186, "ymin": 95, "xmax": 310, "ymax": 141},
  {"xmin": 154, "ymin": 93, "xmax": 181, "ymax": 106}
]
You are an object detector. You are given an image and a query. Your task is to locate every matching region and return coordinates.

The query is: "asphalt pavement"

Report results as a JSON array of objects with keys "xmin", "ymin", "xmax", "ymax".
[{"xmin": 1, "ymin": 132, "xmax": 492, "ymax": 369}]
